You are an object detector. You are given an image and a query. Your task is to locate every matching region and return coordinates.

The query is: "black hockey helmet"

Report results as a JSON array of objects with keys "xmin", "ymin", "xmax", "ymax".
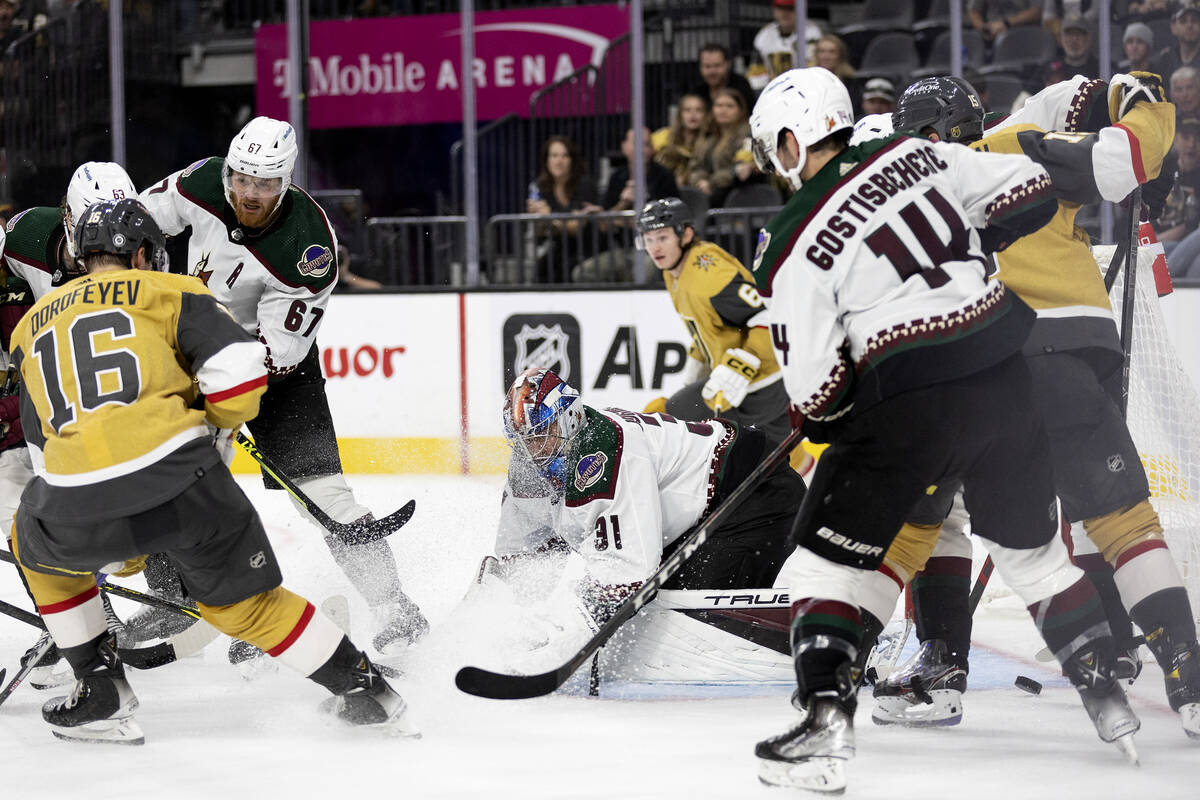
[
  {"xmin": 893, "ymin": 76, "xmax": 985, "ymax": 144},
  {"xmin": 634, "ymin": 197, "xmax": 694, "ymax": 250},
  {"xmin": 73, "ymin": 198, "xmax": 169, "ymax": 273}
]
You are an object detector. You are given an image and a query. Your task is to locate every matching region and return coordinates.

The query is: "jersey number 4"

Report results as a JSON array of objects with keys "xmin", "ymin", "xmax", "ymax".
[{"xmin": 30, "ymin": 310, "xmax": 141, "ymax": 433}]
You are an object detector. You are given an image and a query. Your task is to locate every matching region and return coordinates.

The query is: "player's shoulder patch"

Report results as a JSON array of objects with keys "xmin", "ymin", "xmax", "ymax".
[
  {"xmin": 296, "ymin": 243, "xmax": 335, "ymax": 278},
  {"xmin": 752, "ymin": 228, "xmax": 771, "ymax": 272},
  {"xmin": 565, "ymin": 408, "xmax": 623, "ymax": 507},
  {"xmin": 175, "ymin": 157, "xmax": 227, "ymax": 215},
  {"xmin": 3, "ymin": 206, "xmax": 61, "ymax": 269}
]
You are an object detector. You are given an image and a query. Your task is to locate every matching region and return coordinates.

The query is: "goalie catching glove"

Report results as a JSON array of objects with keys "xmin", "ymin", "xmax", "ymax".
[
  {"xmin": 702, "ymin": 348, "xmax": 760, "ymax": 412},
  {"xmin": 1108, "ymin": 71, "xmax": 1165, "ymax": 122}
]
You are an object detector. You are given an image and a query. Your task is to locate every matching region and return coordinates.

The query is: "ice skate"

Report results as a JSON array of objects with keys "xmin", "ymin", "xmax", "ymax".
[
  {"xmin": 42, "ymin": 641, "xmax": 143, "ymax": 746},
  {"xmin": 122, "ymin": 591, "xmax": 196, "ymax": 644},
  {"xmin": 1063, "ymin": 642, "xmax": 1140, "ymax": 763},
  {"xmin": 1161, "ymin": 641, "xmax": 1200, "ymax": 740},
  {"xmin": 756, "ymin": 696, "xmax": 854, "ymax": 794},
  {"xmin": 319, "ymin": 658, "xmax": 420, "ymax": 738},
  {"xmin": 871, "ymin": 639, "xmax": 966, "ymax": 727},
  {"xmin": 371, "ymin": 592, "xmax": 429, "ymax": 656},
  {"xmin": 25, "ymin": 631, "xmax": 72, "ymax": 691},
  {"xmin": 228, "ymin": 638, "xmax": 277, "ymax": 681}
]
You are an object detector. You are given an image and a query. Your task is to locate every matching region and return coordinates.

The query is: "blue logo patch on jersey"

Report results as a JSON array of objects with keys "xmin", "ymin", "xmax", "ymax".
[
  {"xmin": 752, "ymin": 229, "xmax": 771, "ymax": 271},
  {"xmin": 574, "ymin": 451, "xmax": 608, "ymax": 492},
  {"xmin": 181, "ymin": 158, "xmax": 208, "ymax": 178},
  {"xmin": 297, "ymin": 244, "xmax": 334, "ymax": 278}
]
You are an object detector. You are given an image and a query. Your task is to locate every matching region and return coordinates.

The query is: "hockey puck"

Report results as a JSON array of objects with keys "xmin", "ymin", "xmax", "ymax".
[{"xmin": 1015, "ymin": 675, "xmax": 1043, "ymax": 695}]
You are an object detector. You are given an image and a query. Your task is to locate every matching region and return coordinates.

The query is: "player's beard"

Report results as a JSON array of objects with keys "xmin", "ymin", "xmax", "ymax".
[{"xmin": 231, "ymin": 193, "xmax": 280, "ymax": 229}]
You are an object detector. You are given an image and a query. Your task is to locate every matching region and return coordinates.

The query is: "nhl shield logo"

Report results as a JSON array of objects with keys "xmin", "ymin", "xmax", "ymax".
[
  {"xmin": 502, "ymin": 313, "xmax": 581, "ymax": 393},
  {"xmin": 249, "ymin": 551, "xmax": 267, "ymax": 569},
  {"xmin": 1107, "ymin": 454, "xmax": 1126, "ymax": 473}
]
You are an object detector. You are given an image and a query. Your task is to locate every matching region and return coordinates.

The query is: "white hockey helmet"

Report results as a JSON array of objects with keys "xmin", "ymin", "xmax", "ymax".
[
  {"xmin": 222, "ymin": 116, "xmax": 298, "ymax": 212},
  {"xmin": 62, "ymin": 161, "xmax": 137, "ymax": 260},
  {"xmin": 850, "ymin": 112, "xmax": 895, "ymax": 146},
  {"xmin": 749, "ymin": 67, "xmax": 854, "ymax": 190}
]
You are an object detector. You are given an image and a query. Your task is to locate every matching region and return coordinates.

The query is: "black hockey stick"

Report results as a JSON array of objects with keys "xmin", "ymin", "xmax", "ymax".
[
  {"xmin": 1116, "ymin": 189, "xmax": 1142, "ymax": 416},
  {"xmin": 0, "ymin": 632, "xmax": 54, "ymax": 709},
  {"xmin": 455, "ymin": 427, "xmax": 804, "ymax": 700},
  {"xmin": 234, "ymin": 431, "xmax": 416, "ymax": 546},
  {"xmin": 968, "ymin": 556, "xmax": 994, "ymax": 614}
]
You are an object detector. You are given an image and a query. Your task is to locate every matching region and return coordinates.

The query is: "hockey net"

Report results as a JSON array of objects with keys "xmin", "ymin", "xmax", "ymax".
[{"xmin": 1096, "ymin": 244, "xmax": 1200, "ymax": 626}]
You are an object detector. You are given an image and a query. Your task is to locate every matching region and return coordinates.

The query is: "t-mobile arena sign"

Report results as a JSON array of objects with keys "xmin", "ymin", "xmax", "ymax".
[{"xmin": 255, "ymin": 6, "xmax": 629, "ymax": 128}]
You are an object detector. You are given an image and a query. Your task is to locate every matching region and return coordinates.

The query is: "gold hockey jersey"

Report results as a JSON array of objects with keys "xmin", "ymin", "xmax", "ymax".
[
  {"xmin": 663, "ymin": 240, "xmax": 780, "ymax": 389},
  {"xmin": 11, "ymin": 269, "xmax": 268, "ymax": 523},
  {"xmin": 971, "ymin": 98, "xmax": 1174, "ymax": 358}
]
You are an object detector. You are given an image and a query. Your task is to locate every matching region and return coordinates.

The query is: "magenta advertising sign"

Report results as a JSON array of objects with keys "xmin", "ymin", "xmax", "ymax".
[{"xmin": 255, "ymin": 7, "xmax": 630, "ymax": 128}]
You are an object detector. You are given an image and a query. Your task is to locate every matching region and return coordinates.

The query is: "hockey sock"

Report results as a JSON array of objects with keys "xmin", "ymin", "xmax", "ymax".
[
  {"xmin": 58, "ymin": 631, "xmax": 119, "ymax": 678},
  {"xmin": 912, "ymin": 556, "xmax": 972, "ymax": 670},
  {"xmin": 1026, "ymin": 576, "xmax": 1111, "ymax": 664},
  {"xmin": 1074, "ymin": 552, "xmax": 1137, "ymax": 647},
  {"xmin": 1110, "ymin": 541, "xmax": 1199, "ymax": 664},
  {"xmin": 790, "ymin": 598, "xmax": 860, "ymax": 709}
]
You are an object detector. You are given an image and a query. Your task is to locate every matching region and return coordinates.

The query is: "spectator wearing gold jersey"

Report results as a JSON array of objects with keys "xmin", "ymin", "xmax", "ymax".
[{"xmin": 636, "ymin": 198, "xmax": 812, "ymax": 475}]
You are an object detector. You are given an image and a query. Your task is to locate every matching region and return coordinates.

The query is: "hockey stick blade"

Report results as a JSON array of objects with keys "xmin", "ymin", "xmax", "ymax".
[
  {"xmin": 455, "ymin": 427, "xmax": 804, "ymax": 700},
  {"xmin": 234, "ymin": 431, "xmax": 415, "ymax": 545}
]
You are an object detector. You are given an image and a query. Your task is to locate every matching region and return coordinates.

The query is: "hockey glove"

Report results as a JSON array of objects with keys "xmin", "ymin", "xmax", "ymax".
[
  {"xmin": 207, "ymin": 424, "xmax": 237, "ymax": 467},
  {"xmin": 681, "ymin": 354, "xmax": 707, "ymax": 385},
  {"xmin": 643, "ymin": 396, "xmax": 668, "ymax": 414},
  {"xmin": 701, "ymin": 348, "xmax": 760, "ymax": 412},
  {"xmin": 1108, "ymin": 71, "xmax": 1165, "ymax": 123}
]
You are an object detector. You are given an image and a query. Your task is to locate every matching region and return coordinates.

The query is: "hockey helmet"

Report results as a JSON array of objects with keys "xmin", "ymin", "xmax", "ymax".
[
  {"xmin": 893, "ymin": 76, "xmax": 985, "ymax": 144},
  {"xmin": 503, "ymin": 367, "xmax": 587, "ymax": 492},
  {"xmin": 61, "ymin": 161, "xmax": 137, "ymax": 260},
  {"xmin": 222, "ymin": 116, "xmax": 298, "ymax": 213},
  {"xmin": 73, "ymin": 198, "xmax": 169, "ymax": 274},
  {"xmin": 749, "ymin": 67, "xmax": 854, "ymax": 190},
  {"xmin": 849, "ymin": 112, "xmax": 894, "ymax": 146},
  {"xmin": 634, "ymin": 197, "xmax": 694, "ymax": 250}
]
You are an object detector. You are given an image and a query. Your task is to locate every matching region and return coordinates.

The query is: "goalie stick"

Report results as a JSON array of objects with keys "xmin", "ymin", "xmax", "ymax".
[
  {"xmin": 455, "ymin": 427, "xmax": 804, "ymax": 700},
  {"xmin": 235, "ymin": 431, "xmax": 416, "ymax": 546}
]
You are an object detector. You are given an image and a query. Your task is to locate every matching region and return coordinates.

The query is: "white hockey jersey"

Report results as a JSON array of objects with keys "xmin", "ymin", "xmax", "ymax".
[
  {"xmin": 139, "ymin": 157, "xmax": 339, "ymax": 376},
  {"xmin": 496, "ymin": 406, "xmax": 736, "ymax": 589},
  {"xmin": 751, "ymin": 134, "xmax": 1055, "ymax": 422}
]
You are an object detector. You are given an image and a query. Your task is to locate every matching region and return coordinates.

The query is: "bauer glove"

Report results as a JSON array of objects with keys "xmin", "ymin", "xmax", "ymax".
[
  {"xmin": 702, "ymin": 348, "xmax": 760, "ymax": 412},
  {"xmin": 1108, "ymin": 71, "xmax": 1165, "ymax": 122}
]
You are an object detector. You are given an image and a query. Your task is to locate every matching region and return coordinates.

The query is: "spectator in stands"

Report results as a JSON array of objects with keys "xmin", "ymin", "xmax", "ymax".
[
  {"xmin": 0, "ymin": 0, "xmax": 20, "ymax": 51},
  {"xmin": 812, "ymin": 34, "xmax": 855, "ymax": 84},
  {"xmin": 689, "ymin": 42, "xmax": 756, "ymax": 113},
  {"xmin": 1157, "ymin": 117, "xmax": 1200, "ymax": 275},
  {"xmin": 1042, "ymin": 0, "xmax": 1099, "ymax": 42},
  {"xmin": 526, "ymin": 134, "xmax": 601, "ymax": 282},
  {"xmin": 861, "ymin": 77, "xmax": 896, "ymax": 115},
  {"xmin": 687, "ymin": 88, "xmax": 757, "ymax": 208},
  {"xmin": 1154, "ymin": 0, "xmax": 1200, "ymax": 92},
  {"xmin": 653, "ymin": 93, "xmax": 715, "ymax": 186},
  {"xmin": 969, "ymin": 0, "xmax": 1042, "ymax": 44},
  {"xmin": 572, "ymin": 127, "xmax": 678, "ymax": 283},
  {"xmin": 751, "ymin": 0, "xmax": 822, "ymax": 87},
  {"xmin": 1171, "ymin": 66, "xmax": 1200, "ymax": 118},
  {"xmin": 1124, "ymin": 0, "xmax": 1170, "ymax": 19},
  {"xmin": 1120, "ymin": 22, "xmax": 1156, "ymax": 72},
  {"xmin": 1044, "ymin": 13, "xmax": 1102, "ymax": 83}
]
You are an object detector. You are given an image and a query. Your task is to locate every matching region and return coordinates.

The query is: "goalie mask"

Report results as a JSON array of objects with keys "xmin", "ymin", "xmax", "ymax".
[
  {"xmin": 61, "ymin": 161, "xmax": 137, "ymax": 261},
  {"xmin": 222, "ymin": 116, "xmax": 298, "ymax": 225},
  {"xmin": 503, "ymin": 368, "xmax": 587, "ymax": 492},
  {"xmin": 893, "ymin": 76, "xmax": 984, "ymax": 144},
  {"xmin": 749, "ymin": 67, "xmax": 853, "ymax": 191}
]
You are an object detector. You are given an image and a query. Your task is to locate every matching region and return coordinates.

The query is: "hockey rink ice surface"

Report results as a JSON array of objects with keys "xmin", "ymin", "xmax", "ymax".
[{"xmin": 1, "ymin": 474, "xmax": 1196, "ymax": 799}]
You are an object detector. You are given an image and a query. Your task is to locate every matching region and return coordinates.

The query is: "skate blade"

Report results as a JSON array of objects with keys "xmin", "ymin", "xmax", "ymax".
[
  {"xmin": 50, "ymin": 716, "xmax": 145, "ymax": 746},
  {"xmin": 1112, "ymin": 733, "xmax": 1139, "ymax": 766},
  {"xmin": 757, "ymin": 756, "xmax": 846, "ymax": 794},
  {"xmin": 871, "ymin": 691, "xmax": 963, "ymax": 727},
  {"xmin": 318, "ymin": 696, "xmax": 423, "ymax": 739}
]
